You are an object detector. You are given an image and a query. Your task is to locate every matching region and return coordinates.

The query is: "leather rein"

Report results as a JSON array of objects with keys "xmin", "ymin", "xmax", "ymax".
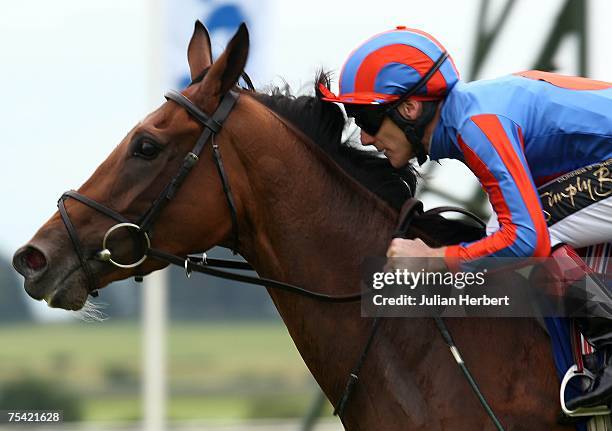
[{"xmin": 55, "ymin": 81, "xmax": 504, "ymax": 429}]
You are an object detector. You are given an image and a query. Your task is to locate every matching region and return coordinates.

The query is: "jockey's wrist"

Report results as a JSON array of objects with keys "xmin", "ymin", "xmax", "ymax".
[{"xmin": 429, "ymin": 247, "xmax": 448, "ymax": 271}]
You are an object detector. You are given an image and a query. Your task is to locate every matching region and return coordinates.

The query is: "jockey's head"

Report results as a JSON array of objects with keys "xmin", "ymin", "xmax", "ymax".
[{"xmin": 319, "ymin": 26, "xmax": 460, "ymax": 167}]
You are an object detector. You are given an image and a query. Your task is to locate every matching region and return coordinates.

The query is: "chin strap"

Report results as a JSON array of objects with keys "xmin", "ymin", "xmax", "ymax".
[{"xmin": 387, "ymin": 101, "xmax": 438, "ymax": 166}]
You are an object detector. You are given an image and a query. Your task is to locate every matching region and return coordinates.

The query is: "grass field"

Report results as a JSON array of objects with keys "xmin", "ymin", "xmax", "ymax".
[{"xmin": 0, "ymin": 321, "xmax": 330, "ymax": 421}]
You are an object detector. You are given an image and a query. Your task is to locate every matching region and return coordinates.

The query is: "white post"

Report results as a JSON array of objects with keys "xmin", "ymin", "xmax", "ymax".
[
  {"xmin": 143, "ymin": 270, "xmax": 167, "ymax": 431},
  {"xmin": 143, "ymin": 0, "xmax": 167, "ymax": 430}
]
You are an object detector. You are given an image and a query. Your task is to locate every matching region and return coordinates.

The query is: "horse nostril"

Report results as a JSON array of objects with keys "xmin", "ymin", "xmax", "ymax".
[
  {"xmin": 13, "ymin": 246, "xmax": 48, "ymax": 277},
  {"xmin": 26, "ymin": 248, "xmax": 46, "ymax": 270}
]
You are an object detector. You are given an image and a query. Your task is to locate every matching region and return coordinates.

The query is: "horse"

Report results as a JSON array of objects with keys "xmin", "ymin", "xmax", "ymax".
[{"xmin": 12, "ymin": 22, "xmax": 570, "ymax": 430}]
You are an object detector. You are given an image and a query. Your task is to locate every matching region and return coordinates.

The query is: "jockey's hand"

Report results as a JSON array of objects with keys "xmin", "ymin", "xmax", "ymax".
[
  {"xmin": 386, "ymin": 238, "xmax": 445, "ymax": 258},
  {"xmin": 385, "ymin": 238, "xmax": 448, "ymax": 272}
]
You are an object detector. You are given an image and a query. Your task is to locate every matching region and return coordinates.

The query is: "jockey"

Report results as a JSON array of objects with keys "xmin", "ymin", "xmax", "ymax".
[{"xmin": 319, "ymin": 26, "xmax": 612, "ymax": 410}]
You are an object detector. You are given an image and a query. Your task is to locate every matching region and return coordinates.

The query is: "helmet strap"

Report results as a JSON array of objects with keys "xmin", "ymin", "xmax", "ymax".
[{"xmin": 387, "ymin": 101, "xmax": 438, "ymax": 166}]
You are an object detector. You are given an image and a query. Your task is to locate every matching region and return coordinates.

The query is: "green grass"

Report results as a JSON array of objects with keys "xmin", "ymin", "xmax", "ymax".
[
  {"xmin": 82, "ymin": 396, "xmax": 141, "ymax": 422},
  {"xmin": 81, "ymin": 393, "xmax": 329, "ymax": 421},
  {"xmin": 0, "ymin": 321, "xmax": 320, "ymax": 421}
]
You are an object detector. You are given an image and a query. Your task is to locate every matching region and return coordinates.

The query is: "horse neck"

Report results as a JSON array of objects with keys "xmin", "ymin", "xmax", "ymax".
[
  {"xmin": 221, "ymin": 100, "xmax": 560, "ymax": 429},
  {"xmin": 233, "ymin": 98, "xmax": 397, "ymax": 291},
  {"xmin": 225, "ymin": 100, "xmax": 439, "ymax": 423}
]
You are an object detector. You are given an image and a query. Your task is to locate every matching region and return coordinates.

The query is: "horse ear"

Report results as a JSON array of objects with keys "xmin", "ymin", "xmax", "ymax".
[
  {"xmin": 199, "ymin": 23, "xmax": 249, "ymax": 99},
  {"xmin": 187, "ymin": 20, "xmax": 213, "ymax": 81}
]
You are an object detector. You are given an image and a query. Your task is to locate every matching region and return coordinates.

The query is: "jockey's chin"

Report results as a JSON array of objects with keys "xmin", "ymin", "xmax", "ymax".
[{"xmin": 387, "ymin": 150, "xmax": 413, "ymax": 168}]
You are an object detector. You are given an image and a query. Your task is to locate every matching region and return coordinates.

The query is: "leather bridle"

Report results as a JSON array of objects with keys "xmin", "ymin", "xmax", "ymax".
[
  {"xmin": 55, "ymin": 83, "xmax": 368, "ymax": 302},
  {"xmin": 57, "ymin": 88, "xmax": 240, "ymax": 296}
]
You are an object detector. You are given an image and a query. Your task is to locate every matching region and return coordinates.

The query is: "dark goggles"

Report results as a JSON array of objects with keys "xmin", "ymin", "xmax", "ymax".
[{"xmin": 344, "ymin": 104, "xmax": 388, "ymax": 136}]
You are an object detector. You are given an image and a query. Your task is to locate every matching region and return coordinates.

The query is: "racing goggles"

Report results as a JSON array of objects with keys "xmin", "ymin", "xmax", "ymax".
[{"xmin": 344, "ymin": 104, "xmax": 388, "ymax": 136}]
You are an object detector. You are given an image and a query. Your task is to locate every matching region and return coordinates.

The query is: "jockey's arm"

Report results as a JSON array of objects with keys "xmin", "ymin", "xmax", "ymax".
[
  {"xmin": 388, "ymin": 114, "xmax": 551, "ymax": 270},
  {"xmin": 445, "ymin": 114, "xmax": 550, "ymax": 269}
]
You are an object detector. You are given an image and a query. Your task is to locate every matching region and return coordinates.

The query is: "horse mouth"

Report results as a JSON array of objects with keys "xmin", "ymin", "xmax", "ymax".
[
  {"xmin": 49, "ymin": 266, "xmax": 90, "ymax": 310},
  {"xmin": 23, "ymin": 263, "xmax": 91, "ymax": 311}
]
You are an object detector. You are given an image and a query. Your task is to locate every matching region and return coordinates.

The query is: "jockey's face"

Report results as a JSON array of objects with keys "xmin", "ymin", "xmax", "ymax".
[
  {"xmin": 354, "ymin": 100, "xmax": 422, "ymax": 167},
  {"xmin": 359, "ymin": 118, "xmax": 414, "ymax": 168},
  {"xmin": 353, "ymin": 99, "xmax": 440, "ymax": 168}
]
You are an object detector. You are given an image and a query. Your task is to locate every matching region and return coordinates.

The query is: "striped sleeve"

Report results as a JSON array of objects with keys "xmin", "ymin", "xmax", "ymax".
[{"xmin": 445, "ymin": 114, "xmax": 550, "ymax": 269}]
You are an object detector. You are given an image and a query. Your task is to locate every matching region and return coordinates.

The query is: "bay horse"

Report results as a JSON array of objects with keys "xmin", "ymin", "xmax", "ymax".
[{"xmin": 12, "ymin": 22, "xmax": 571, "ymax": 430}]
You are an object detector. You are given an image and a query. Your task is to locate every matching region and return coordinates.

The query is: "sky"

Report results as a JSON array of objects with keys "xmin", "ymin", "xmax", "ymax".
[{"xmin": 1, "ymin": 0, "xmax": 610, "ymax": 316}]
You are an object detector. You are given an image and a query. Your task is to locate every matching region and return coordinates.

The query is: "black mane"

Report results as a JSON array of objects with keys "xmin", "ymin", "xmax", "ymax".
[
  {"xmin": 250, "ymin": 74, "xmax": 484, "ymax": 243},
  {"xmin": 252, "ymin": 72, "xmax": 417, "ymax": 210}
]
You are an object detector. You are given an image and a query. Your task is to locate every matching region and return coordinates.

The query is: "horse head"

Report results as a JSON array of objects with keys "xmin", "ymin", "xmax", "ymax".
[{"xmin": 13, "ymin": 22, "xmax": 254, "ymax": 310}]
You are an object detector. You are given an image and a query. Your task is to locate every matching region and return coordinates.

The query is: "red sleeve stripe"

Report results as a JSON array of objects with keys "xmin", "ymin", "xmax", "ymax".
[
  {"xmin": 471, "ymin": 115, "xmax": 550, "ymax": 257},
  {"xmin": 454, "ymin": 135, "xmax": 518, "ymax": 259}
]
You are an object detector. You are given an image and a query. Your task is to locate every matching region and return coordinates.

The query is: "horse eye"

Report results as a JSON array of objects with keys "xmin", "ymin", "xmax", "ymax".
[{"xmin": 134, "ymin": 139, "xmax": 160, "ymax": 159}]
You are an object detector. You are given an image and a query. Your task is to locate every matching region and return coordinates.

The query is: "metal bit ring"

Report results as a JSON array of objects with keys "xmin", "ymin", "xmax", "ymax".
[{"xmin": 100, "ymin": 223, "xmax": 150, "ymax": 269}]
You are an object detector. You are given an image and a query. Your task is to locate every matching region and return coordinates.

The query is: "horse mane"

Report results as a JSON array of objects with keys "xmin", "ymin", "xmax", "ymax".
[
  {"xmin": 191, "ymin": 69, "xmax": 414, "ymax": 209},
  {"xmin": 249, "ymin": 72, "xmax": 484, "ymax": 244},
  {"xmin": 251, "ymin": 72, "xmax": 417, "ymax": 211},
  {"xmin": 191, "ymin": 69, "xmax": 484, "ymax": 244}
]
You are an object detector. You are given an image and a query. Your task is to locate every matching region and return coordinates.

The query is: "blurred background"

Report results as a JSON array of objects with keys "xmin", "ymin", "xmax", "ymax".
[{"xmin": 0, "ymin": 0, "xmax": 609, "ymax": 430}]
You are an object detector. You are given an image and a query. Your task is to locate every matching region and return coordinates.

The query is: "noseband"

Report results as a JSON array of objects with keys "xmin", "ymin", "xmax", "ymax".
[{"xmin": 57, "ymin": 88, "xmax": 240, "ymax": 296}]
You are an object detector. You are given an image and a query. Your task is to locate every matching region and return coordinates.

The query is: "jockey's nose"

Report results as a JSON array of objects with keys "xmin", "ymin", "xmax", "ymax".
[{"xmin": 360, "ymin": 130, "xmax": 380, "ymax": 149}]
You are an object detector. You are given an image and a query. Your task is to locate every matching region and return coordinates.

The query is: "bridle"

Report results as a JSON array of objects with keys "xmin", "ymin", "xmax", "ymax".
[
  {"xmin": 56, "ymin": 80, "xmax": 366, "ymax": 302},
  {"xmin": 55, "ymin": 81, "xmax": 504, "ymax": 430},
  {"xmin": 57, "ymin": 87, "xmax": 241, "ymax": 297}
]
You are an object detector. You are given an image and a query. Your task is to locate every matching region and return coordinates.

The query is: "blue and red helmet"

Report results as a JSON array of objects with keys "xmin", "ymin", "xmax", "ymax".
[{"xmin": 320, "ymin": 26, "xmax": 460, "ymax": 105}]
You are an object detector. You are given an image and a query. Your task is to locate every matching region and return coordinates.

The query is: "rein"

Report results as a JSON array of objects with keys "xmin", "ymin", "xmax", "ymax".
[
  {"xmin": 392, "ymin": 200, "xmax": 505, "ymax": 431},
  {"xmin": 55, "ymin": 78, "xmax": 504, "ymax": 429},
  {"xmin": 148, "ymin": 248, "xmax": 363, "ymax": 303},
  {"xmin": 153, "ymin": 199, "xmax": 505, "ymax": 430}
]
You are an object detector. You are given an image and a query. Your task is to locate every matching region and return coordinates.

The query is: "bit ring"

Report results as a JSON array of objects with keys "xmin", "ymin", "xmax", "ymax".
[{"xmin": 100, "ymin": 223, "xmax": 150, "ymax": 269}]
